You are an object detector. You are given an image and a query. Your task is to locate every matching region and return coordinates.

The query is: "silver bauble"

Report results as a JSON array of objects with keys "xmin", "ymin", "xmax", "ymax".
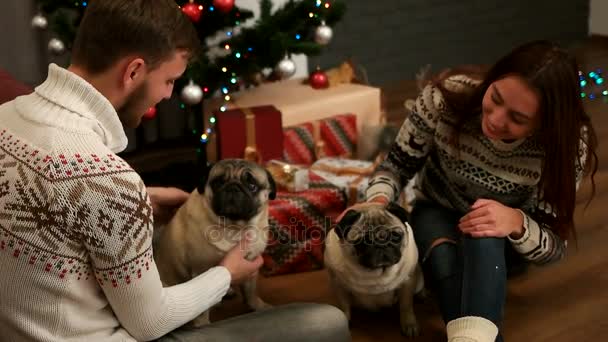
[
  {"xmin": 31, "ymin": 14, "xmax": 48, "ymax": 29},
  {"xmin": 275, "ymin": 58, "xmax": 296, "ymax": 79},
  {"xmin": 181, "ymin": 80, "xmax": 203, "ymax": 105},
  {"xmin": 314, "ymin": 22, "xmax": 333, "ymax": 45},
  {"xmin": 48, "ymin": 38, "xmax": 65, "ymax": 55}
]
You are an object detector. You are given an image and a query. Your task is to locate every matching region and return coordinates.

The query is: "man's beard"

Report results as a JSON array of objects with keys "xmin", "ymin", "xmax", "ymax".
[{"xmin": 117, "ymin": 81, "xmax": 149, "ymax": 128}]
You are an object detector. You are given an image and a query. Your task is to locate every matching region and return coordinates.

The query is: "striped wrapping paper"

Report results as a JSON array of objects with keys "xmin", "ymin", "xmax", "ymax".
[{"xmin": 282, "ymin": 113, "xmax": 357, "ymax": 165}]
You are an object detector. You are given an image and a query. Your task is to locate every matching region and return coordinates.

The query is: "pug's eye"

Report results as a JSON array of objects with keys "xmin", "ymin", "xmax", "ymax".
[
  {"xmin": 390, "ymin": 232, "xmax": 403, "ymax": 244},
  {"xmin": 248, "ymin": 183, "xmax": 258, "ymax": 192},
  {"xmin": 210, "ymin": 178, "xmax": 223, "ymax": 190}
]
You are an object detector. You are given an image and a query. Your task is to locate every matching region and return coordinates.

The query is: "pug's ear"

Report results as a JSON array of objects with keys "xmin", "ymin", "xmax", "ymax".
[
  {"xmin": 386, "ymin": 202, "xmax": 409, "ymax": 223},
  {"xmin": 334, "ymin": 210, "xmax": 361, "ymax": 240},
  {"xmin": 265, "ymin": 169, "xmax": 277, "ymax": 200},
  {"xmin": 197, "ymin": 163, "xmax": 212, "ymax": 194},
  {"xmin": 196, "ymin": 178, "xmax": 207, "ymax": 194}
]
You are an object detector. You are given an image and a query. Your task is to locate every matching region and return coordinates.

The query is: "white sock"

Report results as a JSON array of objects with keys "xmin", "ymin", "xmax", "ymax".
[{"xmin": 446, "ymin": 316, "xmax": 499, "ymax": 342}]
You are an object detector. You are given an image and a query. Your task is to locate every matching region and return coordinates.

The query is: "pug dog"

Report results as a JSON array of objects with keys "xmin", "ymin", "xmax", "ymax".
[
  {"xmin": 153, "ymin": 159, "xmax": 276, "ymax": 327},
  {"xmin": 324, "ymin": 202, "xmax": 424, "ymax": 337}
]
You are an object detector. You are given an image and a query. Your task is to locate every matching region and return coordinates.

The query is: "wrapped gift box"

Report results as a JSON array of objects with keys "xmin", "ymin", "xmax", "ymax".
[
  {"xmin": 214, "ymin": 105, "xmax": 284, "ymax": 163},
  {"xmin": 225, "ymin": 78, "xmax": 381, "ymax": 134},
  {"xmin": 311, "ymin": 157, "xmax": 419, "ymax": 208},
  {"xmin": 265, "ymin": 160, "xmax": 309, "ymax": 192},
  {"xmin": 283, "ymin": 123, "xmax": 316, "ymax": 165},
  {"xmin": 262, "ymin": 172, "xmax": 347, "ymax": 276},
  {"xmin": 283, "ymin": 113, "xmax": 357, "ymax": 165},
  {"xmin": 204, "ymin": 78, "xmax": 380, "ymax": 162},
  {"xmin": 310, "ymin": 157, "xmax": 375, "ymax": 206}
]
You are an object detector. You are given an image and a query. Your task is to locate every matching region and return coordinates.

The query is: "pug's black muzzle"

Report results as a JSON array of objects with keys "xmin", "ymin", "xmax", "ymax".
[
  {"xmin": 357, "ymin": 245, "xmax": 403, "ymax": 270},
  {"xmin": 212, "ymin": 182, "xmax": 258, "ymax": 221}
]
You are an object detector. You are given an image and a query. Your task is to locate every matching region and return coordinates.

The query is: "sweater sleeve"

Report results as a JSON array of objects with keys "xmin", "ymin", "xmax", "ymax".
[
  {"xmin": 508, "ymin": 130, "xmax": 590, "ymax": 265},
  {"xmin": 366, "ymin": 84, "xmax": 445, "ymax": 202},
  {"xmin": 56, "ymin": 170, "xmax": 230, "ymax": 341}
]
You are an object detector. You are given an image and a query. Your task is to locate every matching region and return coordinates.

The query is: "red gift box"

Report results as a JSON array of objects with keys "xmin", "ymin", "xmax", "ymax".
[
  {"xmin": 282, "ymin": 113, "xmax": 357, "ymax": 165},
  {"xmin": 262, "ymin": 172, "xmax": 347, "ymax": 276},
  {"xmin": 215, "ymin": 105, "xmax": 284, "ymax": 163},
  {"xmin": 319, "ymin": 113, "xmax": 357, "ymax": 158},
  {"xmin": 283, "ymin": 122, "xmax": 316, "ymax": 165}
]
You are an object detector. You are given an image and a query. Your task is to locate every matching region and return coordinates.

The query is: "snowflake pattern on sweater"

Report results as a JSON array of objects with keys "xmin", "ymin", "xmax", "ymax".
[
  {"xmin": 0, "ymin": 64, "xmax": 231, "ymax": 342},
  {"xmin": 367, "ymin": 75, "xmax": 585, "ymax": 265},
  {"xmin": 0, "ymin": 129, "xmax": 154, "ymax": 287}
]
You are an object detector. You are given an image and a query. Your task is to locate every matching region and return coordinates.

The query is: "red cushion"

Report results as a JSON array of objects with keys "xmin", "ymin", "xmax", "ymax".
[{"xmin": 0, "ymin": 69, "xmax": 32, "ymax": 105}]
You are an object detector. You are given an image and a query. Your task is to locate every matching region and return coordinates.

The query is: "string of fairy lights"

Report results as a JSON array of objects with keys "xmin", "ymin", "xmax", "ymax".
[
  {"xmin": 579, "ymin": 69, "xmax": 607, "ymax": 101},
  {"xmin": 32, "ymin": 0, "xmax": 337, "ymax": 153},
  {"xmin": 195, "ymin": 0, "xmax": 335, "ymax": 146}
]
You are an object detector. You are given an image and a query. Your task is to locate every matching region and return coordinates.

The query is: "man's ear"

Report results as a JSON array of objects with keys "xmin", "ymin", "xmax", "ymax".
[{"xmin": 122, "ymin": 57, "xmax": 146, "ymax": 90}]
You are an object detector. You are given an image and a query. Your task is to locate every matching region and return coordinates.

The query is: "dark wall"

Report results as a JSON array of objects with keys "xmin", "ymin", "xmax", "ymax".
[
  {"xmin": 0, "ymin": 0, "xmax": 56, "ymax": 86},
  {"xmin": 1, "ymin": 0, "xmax": 590, "ymax": 87},
  {"xmin": 312, "ymin": 0, "xmax": 590, "ymax": 86}
]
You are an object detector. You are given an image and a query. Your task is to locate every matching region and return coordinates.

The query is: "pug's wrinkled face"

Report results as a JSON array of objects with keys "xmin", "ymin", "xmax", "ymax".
[
  {"xmin": 335, "ymin": 203, "xmax": 410, "ymax": 270},
  {"xmin": 201, "ymin": 159, "xmax": 276, "ymax": 222}
]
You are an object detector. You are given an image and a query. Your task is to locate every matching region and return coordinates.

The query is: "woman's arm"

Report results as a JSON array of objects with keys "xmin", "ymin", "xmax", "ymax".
[{"xmin": 366, "ymin": 84, "xmax": 445, "ymax": 202}]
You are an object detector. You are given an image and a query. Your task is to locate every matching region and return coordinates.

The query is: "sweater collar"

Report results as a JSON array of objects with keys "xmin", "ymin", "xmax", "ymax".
[{"xmin": 33, "ymin": 64, "xmax": 128, "ymax": 153}]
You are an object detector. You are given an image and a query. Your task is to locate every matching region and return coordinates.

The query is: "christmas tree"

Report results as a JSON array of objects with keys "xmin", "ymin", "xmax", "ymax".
[{"xmin": 31, "ymin": 0, "xmax": 346, "ymax": 178}]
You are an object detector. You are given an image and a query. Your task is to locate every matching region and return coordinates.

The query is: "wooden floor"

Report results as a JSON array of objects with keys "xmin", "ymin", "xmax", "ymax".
[{"xmin": 215, "ymin": 38, "xmax": 608, "ymax": 341}]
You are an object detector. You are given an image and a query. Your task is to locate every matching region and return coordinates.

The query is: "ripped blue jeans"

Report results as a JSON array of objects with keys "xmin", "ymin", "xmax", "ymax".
[{"xmin": 410, "ymin": 200, "xmax": 506, "ymax": 342}]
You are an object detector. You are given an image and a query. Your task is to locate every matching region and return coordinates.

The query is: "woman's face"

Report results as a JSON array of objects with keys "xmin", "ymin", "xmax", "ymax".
[{"xmin": 481, "ymin": 75, "xmax": 541, "ymax": 141}]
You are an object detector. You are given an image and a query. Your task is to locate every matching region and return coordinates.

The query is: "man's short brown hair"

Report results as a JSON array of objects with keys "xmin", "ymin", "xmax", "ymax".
[{"xmin": 71, "ymin": 0, "xmax": 200, "ymax": 74}]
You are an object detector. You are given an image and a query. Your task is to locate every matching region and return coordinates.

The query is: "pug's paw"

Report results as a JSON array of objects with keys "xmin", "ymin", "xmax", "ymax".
[
  {"xmin": 248, "ymin": 297, "xmax": 273, "ymax": 311},
  {"xmin": 400, "ymin": 317, "xmax": 420, "ymax": 338}
]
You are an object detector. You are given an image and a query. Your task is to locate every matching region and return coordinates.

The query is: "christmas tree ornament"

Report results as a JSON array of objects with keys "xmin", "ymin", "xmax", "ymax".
[
  {"xmin": 309, "ymin": 69, "xmax": 329, "ymax": 89},
  {"xmin": 213, "ymin": 0, "xmax": 235, "ymax": 13},
  {"xmin": 31, "ymin": 14, "xmax": 48, "ymax": 29},
  {"xmin": 48, "ymin": 38, "xmax": 65, "ymax": 55},
  {"xmin": 181, "ymin": 0, "xmax": 203, "ymax": 23},
  {"xmin": 275, "ymin": 57, "xmax": 296, "ymax": 79},
  {"xmin": 314, "ymin": 21, "xmax": 333, "ymax": 45},
  {"xmin": 181, "ymin": 80, "xmax": 203, "ymax": 105},
  {"xmin": 143, "ymin": 106, "xmax": 157, "ymax": 120}
]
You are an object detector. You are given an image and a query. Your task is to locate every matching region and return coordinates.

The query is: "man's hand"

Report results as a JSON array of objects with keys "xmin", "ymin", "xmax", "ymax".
[
  {"xmin": 458, "ymin": 199, "xmax": 525, "ymax": 238},
  {"xmin": 219, "ymin": 234, "xmax": 264, "ymax": 285},
  {"xmin": 147, "ymin": 186, "xmax": 190, "ymax": 224}
]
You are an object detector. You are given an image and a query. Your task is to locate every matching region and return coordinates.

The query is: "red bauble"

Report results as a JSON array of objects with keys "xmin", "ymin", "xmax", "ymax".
[
  {"xmin": 309, "ymin": 70, "xmax": 329, "ymax": 89},
  {"xmin": 213, "ymin": 0, "xmax": 234, "ymax": 13},
  {"xmin": 182, "ymin": 2, "xmax": 203, "ymax": 23},
  {"xmin": 143, "ymin": 107, "xmax": 157, "ymax": 120}
]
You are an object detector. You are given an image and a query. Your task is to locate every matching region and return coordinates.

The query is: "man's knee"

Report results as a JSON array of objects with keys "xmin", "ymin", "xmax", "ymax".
[{"xmin": 289, "ymin": 303, "xmax": 351, "ymax": 342}]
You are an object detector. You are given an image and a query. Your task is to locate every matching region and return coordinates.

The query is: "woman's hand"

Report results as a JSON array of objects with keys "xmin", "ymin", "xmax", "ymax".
[
  {"xmin": 147, "ymin": 186, "xmax": 190, "ymax": 224},
  {"xmin": 458, "ymin": 199, "xmax": 525, "ymax": 238}
]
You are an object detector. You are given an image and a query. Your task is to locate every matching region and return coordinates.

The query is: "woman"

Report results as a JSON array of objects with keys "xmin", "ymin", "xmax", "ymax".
[{"xmin": 363, "ymin": 40, "xmax": 598, "ymax": 341}]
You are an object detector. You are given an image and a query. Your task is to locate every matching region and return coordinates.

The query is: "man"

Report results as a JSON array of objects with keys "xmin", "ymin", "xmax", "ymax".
[{"xmin": 0, "ymin": 1, "xmax": 349, "ymax": 341}]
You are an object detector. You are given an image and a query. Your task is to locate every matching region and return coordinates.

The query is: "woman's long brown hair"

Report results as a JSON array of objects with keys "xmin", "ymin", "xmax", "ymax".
[{"xmin": 433, "ymin": 41, "xmax": 598, "ymax": 240}]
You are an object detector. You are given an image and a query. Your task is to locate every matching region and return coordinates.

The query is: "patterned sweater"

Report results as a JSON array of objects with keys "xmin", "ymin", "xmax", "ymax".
[
  {"xmin": 366, "ymin": 75, "xmax": 586, "ymax": 265},
  {"xmin": 0, "ymin": 64, "xmax": 231, "ymax": 341}
]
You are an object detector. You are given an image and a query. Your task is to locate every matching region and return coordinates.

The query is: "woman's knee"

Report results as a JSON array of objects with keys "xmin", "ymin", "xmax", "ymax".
[
  {"xmin": 463, "ymin": 237, "xmax": 505, "ymax": 260},
  {"xmin": 424, "ymin": 238, "xmax": 460, "ymax": 281}
]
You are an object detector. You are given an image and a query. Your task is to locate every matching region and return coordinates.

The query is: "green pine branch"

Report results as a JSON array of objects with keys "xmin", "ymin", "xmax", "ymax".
[{"xmin": 33, "ymin": 0, "xmax": 346, "ymax": 102}]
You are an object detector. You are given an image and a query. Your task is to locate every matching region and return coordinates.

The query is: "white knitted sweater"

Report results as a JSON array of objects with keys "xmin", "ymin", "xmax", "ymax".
[{"xmin": 0, "ymin": 64, "xmax": 231, "ymax": 341}]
